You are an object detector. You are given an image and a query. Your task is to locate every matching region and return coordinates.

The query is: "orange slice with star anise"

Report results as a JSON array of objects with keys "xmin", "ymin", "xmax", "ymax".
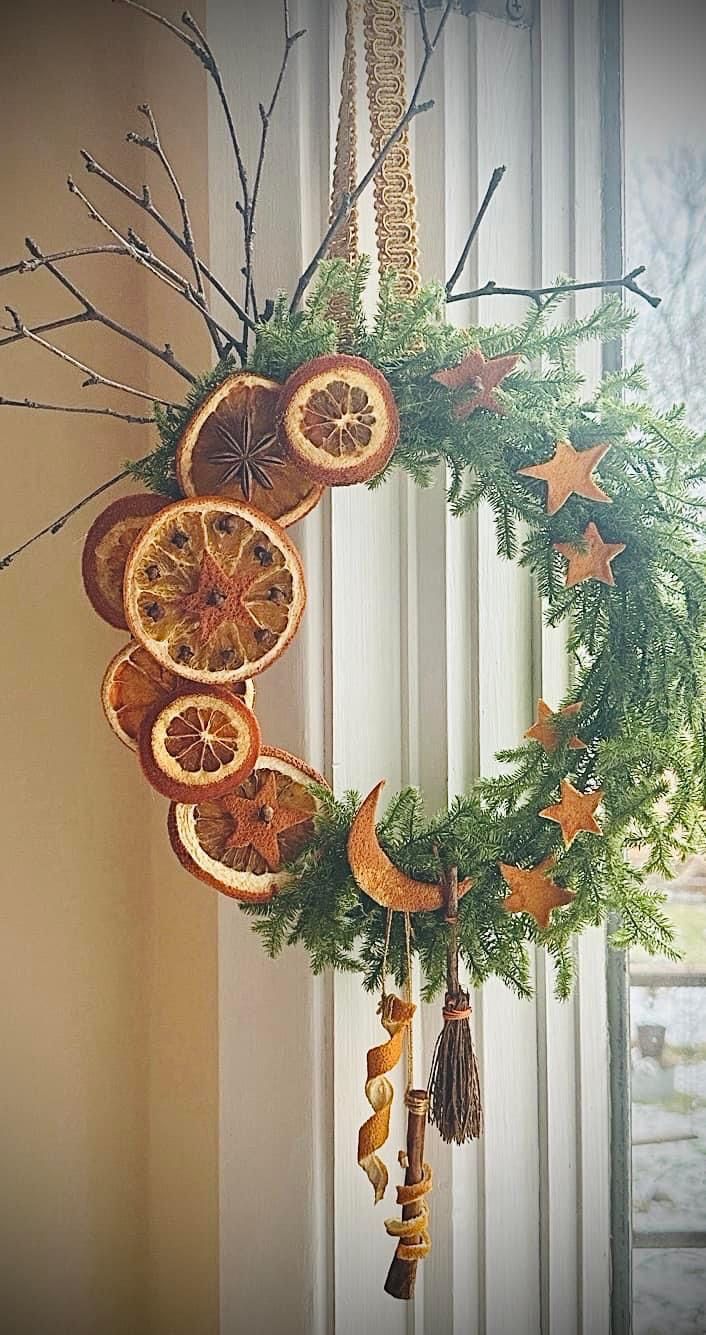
[
  {"xmin": 122, "ymin": 497, "xmax": 306, "ymax": 684},
  {"xmin": 175, "ymin": 371, "xmax": 323, "ymax": 526},
  {"xmin": 167, "ymin": 745, "xmax": 327, "ymax": 901},
  {"xmin": 101, "ymin": 640, "xmax": 254, "ymax": 751},
  {"xmin": 138, "ymin": 684, "xmax": 261, "ymax": 802},
  {"xmin": 82, "ymin": 493, "xmax": 167, "ymax": 628},
  {"xmin": 277, "ymin": 354, "xmax": 399, "ymax": 485}
]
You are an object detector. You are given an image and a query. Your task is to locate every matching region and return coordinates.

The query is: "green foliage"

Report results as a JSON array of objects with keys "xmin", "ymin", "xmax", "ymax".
[
  {"xmin": 123, "ymin": 259, "xmax": 706, "ymax": 998},
  {"xmin": 242, "ymin": 260, "xmax": 706, "ymax": 997}
]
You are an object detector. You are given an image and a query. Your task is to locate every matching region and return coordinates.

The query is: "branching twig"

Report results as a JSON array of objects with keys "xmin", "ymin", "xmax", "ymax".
[
  {"xmin": 116, "ymin": 2, "xmax": 253, "ymax": 321},
  {"xmin": 67, "ymin": 176, "xmax": 244, "ymax": 352},
  {"xmin": 445, "ymin": 165, "xmax": 506, "ymax": 298},
  {"xmin": 289, "ymin": 0, "xmax": 453, "ymax": 311},
  {"xmin": 446, "ymin": 266, "xmax": 662, "ymax": 310},
  {"xmin": 0, "ymin": 396, "xmax": 152, "ymax": 423},
  {"xmin": 3, "ymin": 306, "xmax": 177, "ymax": 406},
  {"xmin": 0, "ymin": 244, "xmax": 127, "ymax": 278},
  {"xmin": 0, "ymin": 237, "xmax": 196, "ymax": 382},
  {"xmin": 0, "ymin": 463, "xmax": 150, "ymax": 569},
  {"xmin": 0, "ymin": 311, "xmax": 92, "ymax": 349},
  {"xmin": 127, "ymin": 102, "xmax": 224, "ymax": 355},
  {"xmin": 245, "ymin": 2, "xmax": 305, "ymax": 318},
  {"xmin": 79, "ymin": 150, "xmax": 255, "ymax": 336}
]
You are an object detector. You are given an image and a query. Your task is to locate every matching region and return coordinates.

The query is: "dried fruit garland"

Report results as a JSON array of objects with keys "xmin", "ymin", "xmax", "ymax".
[{"xmin": 3, "ymin": 0, "xmax": 706, "ymax": 1303}]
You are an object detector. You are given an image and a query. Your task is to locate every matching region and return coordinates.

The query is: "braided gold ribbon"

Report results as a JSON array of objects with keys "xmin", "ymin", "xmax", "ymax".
[
  {"xmin": 328, "ymin": 0, "xmax": 420, "ymax": 294},
  {"xmin": 363, "ymin": 0, "xmax": 420, "ymax": 295},
  {"xmin": 357, "ymin": 992, "xmax": 416, "ymax": 1202}
]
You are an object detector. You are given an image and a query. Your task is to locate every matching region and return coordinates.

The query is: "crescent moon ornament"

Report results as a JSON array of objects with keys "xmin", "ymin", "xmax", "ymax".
[{"xmin": 347, "ymin": 781, "xmax": 473, "ymax": 913}]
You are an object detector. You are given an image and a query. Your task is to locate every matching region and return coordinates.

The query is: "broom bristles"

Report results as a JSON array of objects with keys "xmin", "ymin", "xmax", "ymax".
[{"xmin": 427, "ymin": 990, "xmax": 482, "ymax": 1144}]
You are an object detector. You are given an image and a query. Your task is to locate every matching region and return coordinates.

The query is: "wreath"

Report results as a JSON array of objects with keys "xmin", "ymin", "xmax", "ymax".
[{"xmin": 3, "ymin": 0, "xmax": 704, "ymax": 1299}]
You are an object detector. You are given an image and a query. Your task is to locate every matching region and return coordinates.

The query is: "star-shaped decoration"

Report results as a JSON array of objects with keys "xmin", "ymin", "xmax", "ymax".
[
  {"xmin": 517, "ymin": 438, "xmax": 612, "ymax": 515},
  {"xmin": 539, "ymin": 779, "xmax": 603, "ymax": 847},
  {"xmin": 524, "ymin": 699, "xmax": 586, "ymax": 753},
  {"xmin": 499, "ymin": 857, "xmax": 575, "ymax": 929},
  {"xmin": 180, "ymin": 549, "xmax": 261, "ymax": 645},
  {"xmin": 432, "ymin": 348, "xmax": 519, "ymax": 419},
  {"xmin": 223, "ymin": 771, "xmax": 310, "ymax": 870},
  {"xmin": 205, "ymin": 405, "xmax": 283, "ymax": 501},
  {"xmin": 554, "ymin": 521, "xmax": 626, "ymax": 588}
]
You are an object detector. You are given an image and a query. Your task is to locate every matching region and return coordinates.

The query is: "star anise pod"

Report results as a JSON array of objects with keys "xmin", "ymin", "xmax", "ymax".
[{"xmin": 205, "ymin": 407, "xmax": 284, "ymax": 501}]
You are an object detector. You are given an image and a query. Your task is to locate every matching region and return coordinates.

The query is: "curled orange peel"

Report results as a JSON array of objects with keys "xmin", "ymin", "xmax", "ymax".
[{"xmin": 357, "ymin": 993, "xmax": 416, "ymax": 1202}]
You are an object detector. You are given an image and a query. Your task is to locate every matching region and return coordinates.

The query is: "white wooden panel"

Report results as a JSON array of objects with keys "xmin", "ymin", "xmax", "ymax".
[
  {"xmin": 413, "ymin": 16, "xmax": 481, "ymax": 1335},
  {"xmin": 535, "ymin": 3, "xmax": 580, "ymax": 1332},
  {"xmin": 209, "ymin": 4, "xmax": 333, "ymax": 1334},
  {"xmin": 467, "ymin": 17, "xmax": 541, "ymax": 1335},
  {"xmin": 571, "ymin": 3, "xmax": 612, "ymax": 1330}
]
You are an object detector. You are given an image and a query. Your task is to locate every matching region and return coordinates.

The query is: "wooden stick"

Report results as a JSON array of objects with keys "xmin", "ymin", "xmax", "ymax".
[{"xmin": 384, "ymin": 1089, "xmax": 429, "ymax": 1301}]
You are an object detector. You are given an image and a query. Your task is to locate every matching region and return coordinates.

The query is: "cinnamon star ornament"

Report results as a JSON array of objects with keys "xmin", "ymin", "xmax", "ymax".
[
  {"xmin": 181, "ymin": 549, "xmax": 262, "ymax": 646},
  {"xmin": 518, "ymin": 438, "xmax": 611, "ymax": 515},
  {"xmin": 222, "ymin": 770, "xmax": 311, "ymax": 870},
  {"xmin": 554, "ymin": 521, "xmax": 626, "ymax": 588},
  {"xmin": 432, "ymin": 348, "xmax": 519, "ymax": 420},
  {"xmin": 524, "ymin": 699, "xmax": 586, "ymax": 753},
  {"xmin": 499, "ymin": 857, "xmax": 575, "ymax": 929},
  {"xmin": 539, "ymin": 779, "xmax": 603, "ymax": 848}
]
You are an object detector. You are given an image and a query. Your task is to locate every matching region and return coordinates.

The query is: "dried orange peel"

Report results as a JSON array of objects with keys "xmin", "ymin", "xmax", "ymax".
[
  {"xmin": 138, "ymin": 685, "xmax": 261, "ymax": 803},
  {"xmin": 123, "ymin": 496, "xmax": 306, "ymax": 684},
  {"xmin": 277, "ymin": 353, "xmax": 399, "ymax": 485},
  {"xmin": 348, "ymin": 781, "xmax": 473, "ymax": 912},
  {"xmin": 167, "ymin": 746, "xmax": 326, "ymax": 901},
  {"xmin": 82, "ymin": 492, "xmax": 166, "ymax": 628},
  {"xmin": 357, "ymin": 993, "xmax": 416, "ymax": 1203},
  {"xmin": 384, "ymin": 1163, "xmax": 433, "ymax": 1261},
  {"xmin": 176, "ymin": 371, "xmax": 323, "ymax": 526}
]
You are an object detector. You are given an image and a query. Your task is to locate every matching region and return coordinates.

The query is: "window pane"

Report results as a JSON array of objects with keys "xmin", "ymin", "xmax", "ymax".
[
  {"xmin": 623, "ymin": 2, "xmax": 706, "ymax": 1329},
  {"xmin": 634, "ymin": 1250, "xmax": 706, "ymax": 1335}
]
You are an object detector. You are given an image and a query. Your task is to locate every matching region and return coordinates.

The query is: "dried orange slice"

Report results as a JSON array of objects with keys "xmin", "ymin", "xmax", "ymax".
[
  {"xmin": 123, "ymin": 497, "xmax": 306, "ymax": 684},
  {"xmin": 277, "ymin": 354, "xmax": 399, "ymax": 485},
  {"xmin": 167, "ymin": 745, "xmax": 326, "ymax": 901},
  {"xmin": 82, "ymin": 492, "xmax": 166, "ymax": 628},
  {"xmin": 176, "ymin": 372, "xmax": 323, "ymax": 526},
  {"xmin": 101, "ymin": 640, "xmax": 254, "ymax": 750},
  {"xmin": 138, "ymin": 685, "xmax": 261, "ymax": 802}
]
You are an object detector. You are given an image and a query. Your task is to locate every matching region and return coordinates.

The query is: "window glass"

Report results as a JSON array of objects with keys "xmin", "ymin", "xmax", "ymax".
[{"xmin": 623, "ymin": 3, "xmax": 706, "ymax": 1330}]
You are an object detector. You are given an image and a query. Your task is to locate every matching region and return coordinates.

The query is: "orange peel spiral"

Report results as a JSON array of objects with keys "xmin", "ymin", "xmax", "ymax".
[{"xmin": 357, "ymin": 993, "xmax": 416, "ymax": 1202}]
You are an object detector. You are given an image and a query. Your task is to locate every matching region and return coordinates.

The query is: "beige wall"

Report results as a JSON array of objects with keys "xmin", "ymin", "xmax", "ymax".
[{"xmin": 1, "ymin": 3, "xmax": 218, "ymax": 1332}]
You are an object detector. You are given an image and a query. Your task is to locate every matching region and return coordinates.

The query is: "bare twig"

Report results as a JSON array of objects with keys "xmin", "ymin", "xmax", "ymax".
[
  {"xmin": 3, "ymin": 306, "xmax": 177, "ymax": 406},
  {"xmin": 0, "ymin": 244, "xmax": 127, "ymax": 278},
  {"xmin": 67, "ymin": 176, "xmax": 245, "ymax": 351},
  {"xmin": 127, "ymin": 102, "xmax": 224, "ymax": 355},
  {"xmin": 0, "ymin": 464, "xmax": 150, "ymax": 569},
  {"xmin": 245, "ymin": 2, "xmax": 305, "ymax": 318},
  {"xmin": 290, "ymin": 0, "xmax": 453, "ymax": 311},
  {"xmin": 446, "ymin": 266, "xmax": 662, "ymax": 310},
  {"xmin": 116, "ymin": 2, "xmax": 253, "ymax": 324},
  {"xmin": 445, "ymin": 165, "xmax": 506, "ymax": 298},
  {"xmin": 0, "ymin": 396, "xmax": 152, "ymax": 423},
  {"xmin": 0, "ymin": 311, "xmax": 92, "ymax": 348},
  {"xmin": 80, "ymin": 150, "xmax": 255, "ymax": 335},
  {"xmin": 1, "ymin": 237, "xmax": 197, "ymax": 382}
]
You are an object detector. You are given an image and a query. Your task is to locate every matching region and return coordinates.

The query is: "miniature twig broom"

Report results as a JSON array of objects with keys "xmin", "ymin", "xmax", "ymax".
[{"xmin": 427, "ymin": 865, "xmax": 482, "ymax": 1144}]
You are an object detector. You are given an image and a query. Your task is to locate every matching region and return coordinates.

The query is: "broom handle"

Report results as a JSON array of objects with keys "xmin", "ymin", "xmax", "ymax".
[
  {"xmin": 384, "ymin": 1090, "xmax": 429, "ymax": 1301},
  {"xmin": 444, "ymin": 866, "xmax": 459, "ymax": 995}
]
